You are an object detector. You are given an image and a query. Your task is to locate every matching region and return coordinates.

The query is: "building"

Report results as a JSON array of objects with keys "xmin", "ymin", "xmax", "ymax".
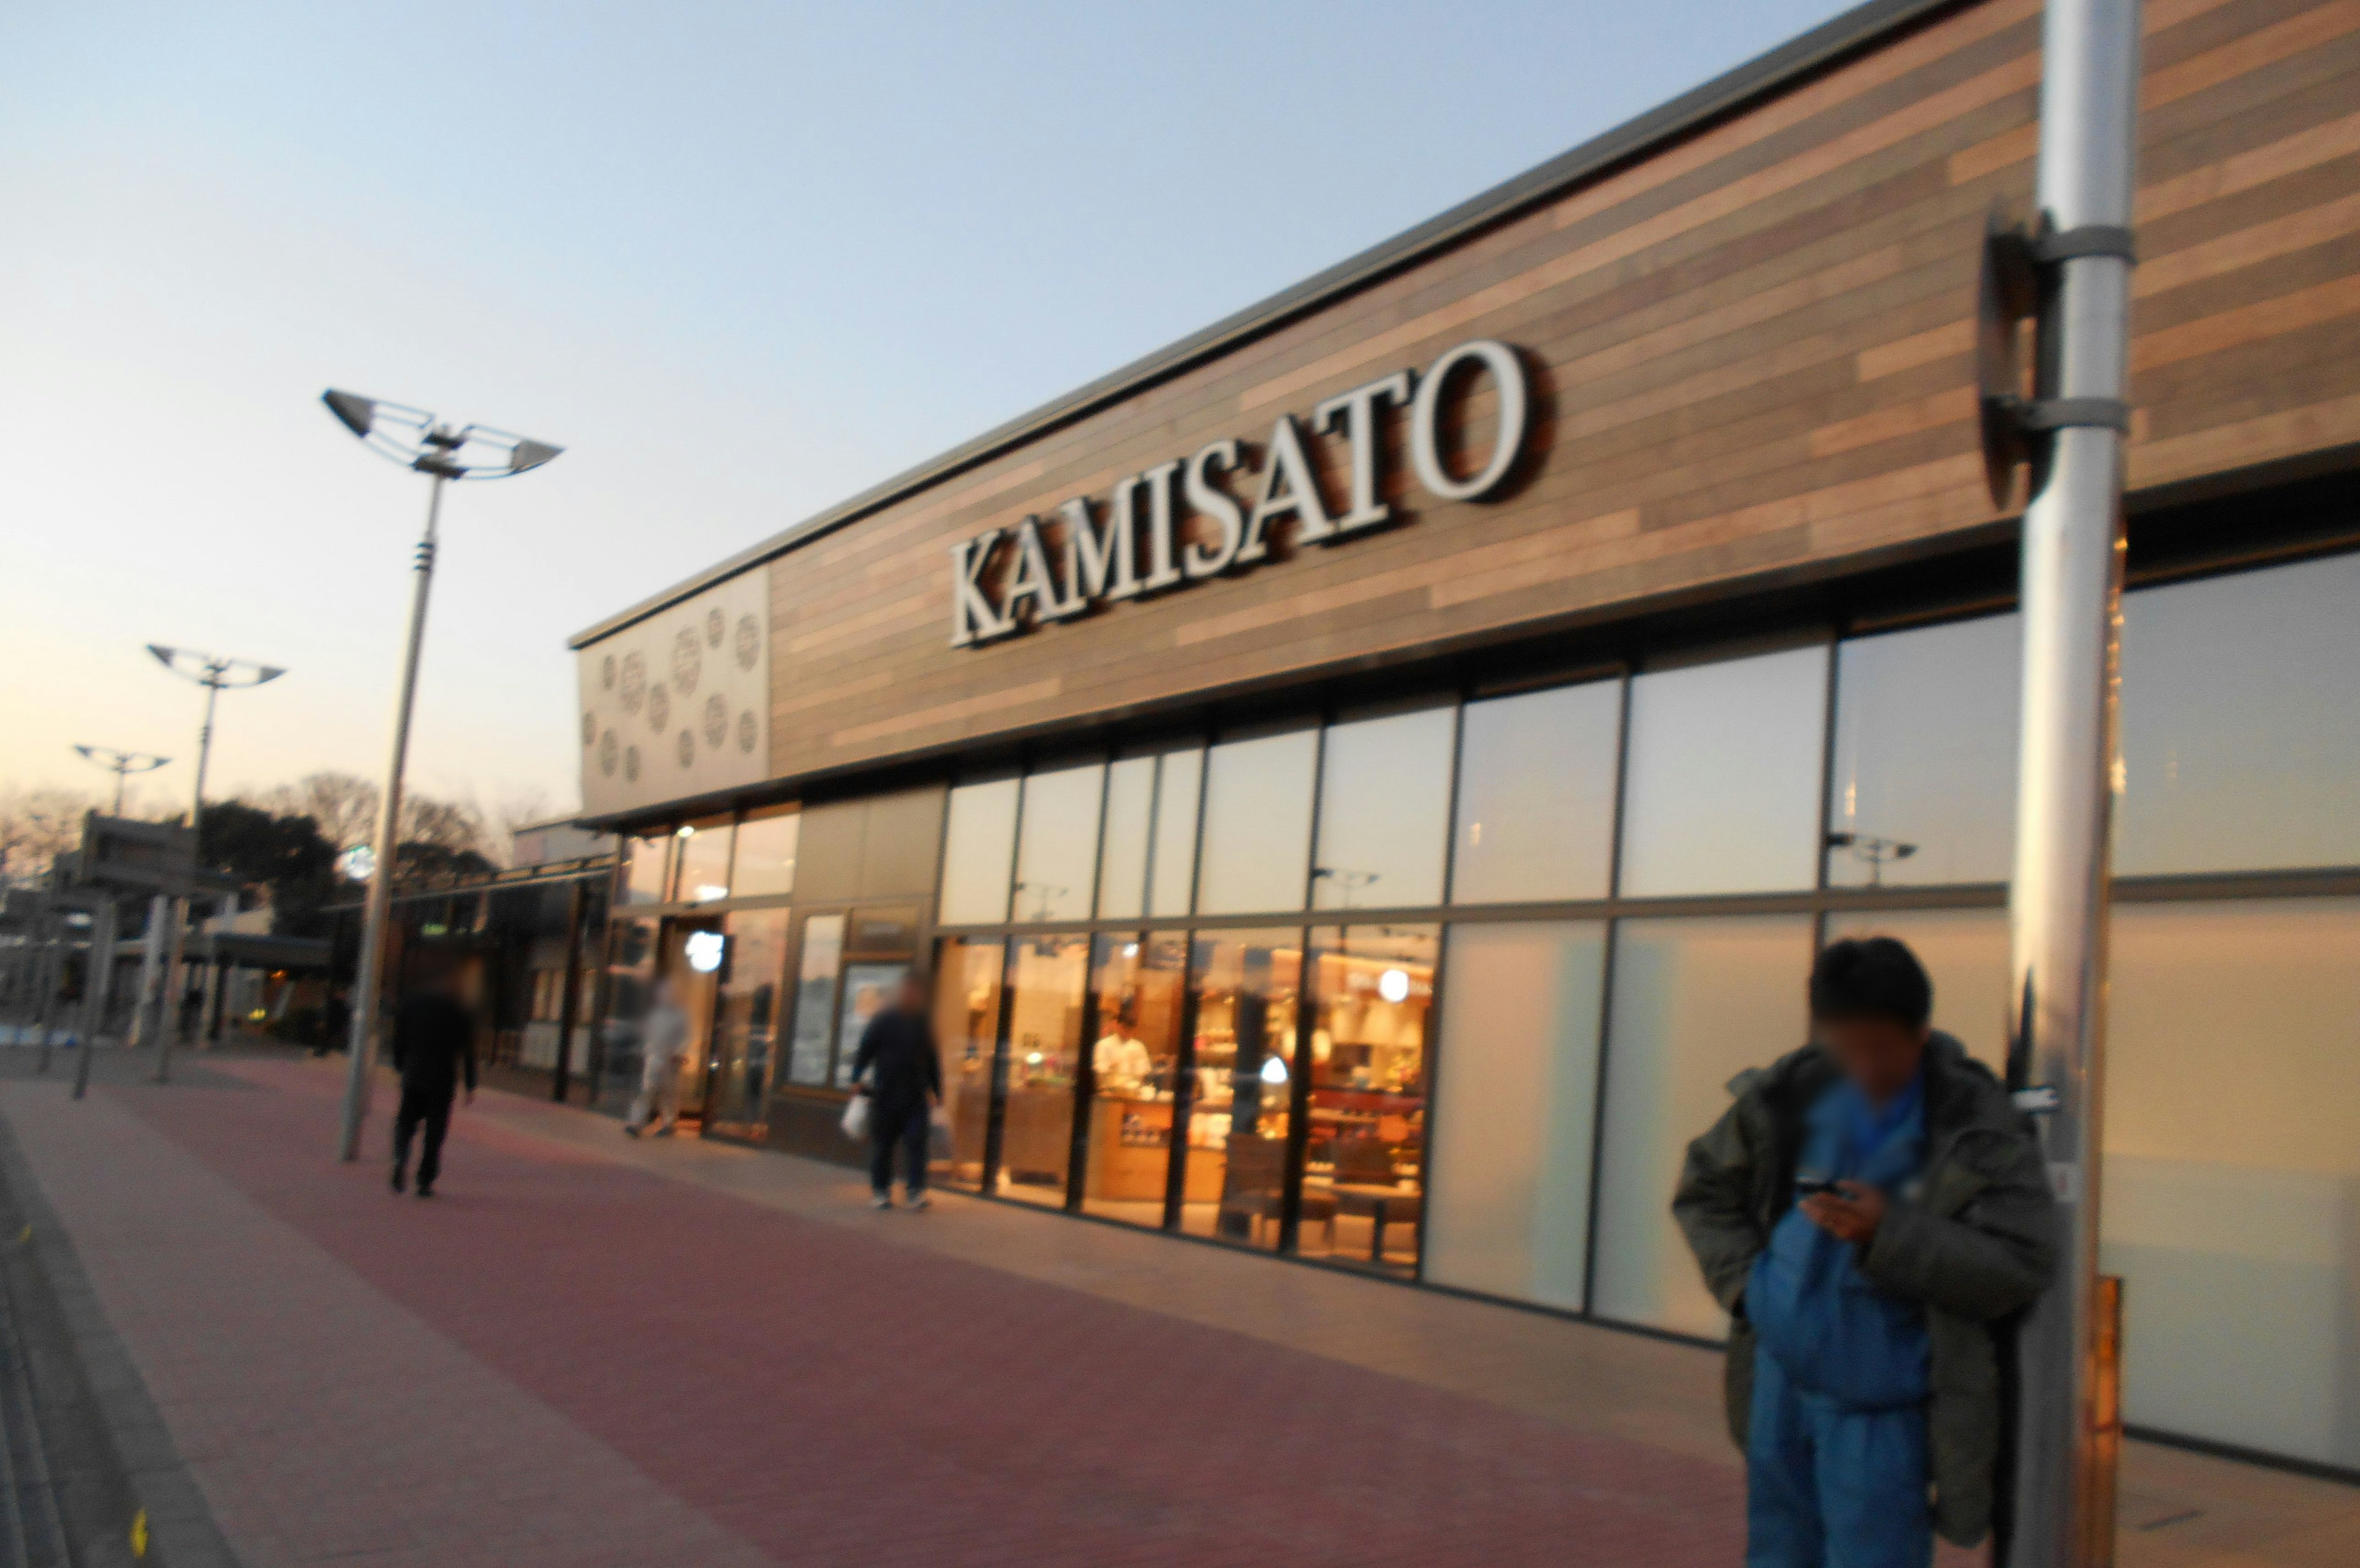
[{"xmin": 566, "ymin": 0, "xmax": 2360, "ymax": 1478}]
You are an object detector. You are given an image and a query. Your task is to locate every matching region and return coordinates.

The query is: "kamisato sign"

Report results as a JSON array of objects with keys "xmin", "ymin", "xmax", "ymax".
[{"xmin": 948, "ymin": 337, "xmax": 1530, "ymax": 648}]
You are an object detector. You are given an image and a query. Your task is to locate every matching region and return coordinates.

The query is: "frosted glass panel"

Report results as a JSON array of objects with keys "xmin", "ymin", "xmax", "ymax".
[
  {"xmin": 1013, "ymin": 761, "xmax": 1103, "ymax": 923},
  {"xmin": 1147, "ymin": 747, "xmax": 1203, "ymax": 918},
  {"xmin": 1822, "ymin": 909, "xmax": 2009, "ymax": 1073},
  {"xmin": 937, "ymin": 777, "xmax": 1019, "ymax": 925},
  {"xmin": 1197, "ymin": 728, "xmax": 1316, "ymax": 915},
  {"xmin": 1313, "ymin": 705, "xmax": 1453, "ymax": 910},
  {"xmin": 1827, "ymin": 614, "xmax": 2018, "ymax": 887},
  {"xmin": 1425, "ymin": 922, "xmax": 1607, "ymax": 1310},
  {"xmin": 1095, "ymin": 756, "xmax": 1155, "ymax": 920},
  {"xmin": 1592, "ymin": 915, "xmax": 1814, "ymax": 1335},
  {"xmin": 1452, "ymin": 680, "xmax": 1620, "ymax": 904},
  {"xmin": 1620, "ymin": 646, "xmax": 1828, "ymax": 896},
  {"xmin": 2101, "ymin": 900, "xmax": 2360, "ymax": 1469},
  {"xmin": 2118, "ymin": 554, "xmax": 2360, "ymax": 874}
]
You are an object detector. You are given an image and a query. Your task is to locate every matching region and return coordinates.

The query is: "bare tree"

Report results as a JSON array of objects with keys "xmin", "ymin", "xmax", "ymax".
[
  {"xmin": 0, "ymin": 787, "xmax": 95, "ymax": 887},
  {"xmin": 399, "ymin": 794, "xmax": 484, "ymax": 855},
  {"xmin": 255, "ymin": 771, "xmax": 379, "ymax": 851}
]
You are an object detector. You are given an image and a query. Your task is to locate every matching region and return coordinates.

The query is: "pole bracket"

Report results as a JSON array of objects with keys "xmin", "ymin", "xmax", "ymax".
[
  {"xmin": 1983, "ymin": 393, "xmax": 2133, "ymax": 434},
  {"xmin": 1976, "ymin": 206, "xmax": 2140, "ymax": 504}
]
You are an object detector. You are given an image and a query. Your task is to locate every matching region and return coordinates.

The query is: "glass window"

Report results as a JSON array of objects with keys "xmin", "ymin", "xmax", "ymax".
[
  {"xmin": 1013, "ymin": 762, "xmax": 1103, "ymax": 923},
  {"xmin": 1313, "ymin": 705, "xmax": 1454, "ymax": 911},
  {"xmin": 620, "ymin": 830, "xmax": 672, "ymax": 906},
  {"xmin": 1827, "ymin": 614, "xmax": 2018, "ymax": 888},
  {"xmin": 2118, "ymin": 554, "xmax": 2360, "ymax": 874},
  {"xmin": 1591, "ymin": 914, "xmax": 1814, "ymax": 1335},
  {"xmin": 1424, "ymin": 920, "xmax": 1607, "ymax": 1310},
  {"xmin": 930, "ymin": 936, "xmax": 1005, "ymax": 1192},
  {"xmin": 784, "ymin": 914, "xmax": 844, "ymax": 1087},
  {"xmin": 1080, "ymin": 931, "xmax": 1189, "ymax": 1228},
  {"xmin": 1821, "ymin": 909, "xmax": 2009, "ymax": 1072},
  {"xmin": 1179, "ymin": 928, "xmax": 1303, "ymax": 1250},
  {"xmin": 1619, "ymin": 645, "xmax": 1828, "ymax": 897},
  {"xmin": 596, "ymin": 915, "xmax": 660, "ymax": 1110},
  {"xmin": 675, "ymin": 816, "xmax": 734, "ymax": 904},
  {"xmin": 708, "ymin": 907, "xmax": 789, "ymax": 1129},
  {"xmin": 1197, "ymin": 727, "xmax": 1316, "ymax": 915},
  {"xmin": 937, "ymin": 776, "xmax": 1020, "ymax": 925},
  {"xmin": 1095, "ymin": 746, "xmax": 1205, "ymax": 920},
  {"xmin": 732, "ymin": 805, "xmax": 800, "ymax": 897},
  {"xmin": 832, "ymin": 962, "xmax": 909, "ymax": 1089},
  {"xmin": 996, "ymin": 935, "xmax": 1088, "ymax": 1208},
  {"xmin": 1096, "ymin": 755, "xmax": 1155, "ymax": 920},
  {"xmin": 2102, "ymin": 898, "xmax": 2360, "ymax": 1471},
  {"xmin": 1148, "ymin": 747, "xmax": 1203, "ymax": 918},
  {"xmin": 1452, "ymin": 680, "xmax": 1621, "ymax": 904},
  {"xmin": 1300, "ymin": 925, "xmax": 1436, "ymax": 1273}
]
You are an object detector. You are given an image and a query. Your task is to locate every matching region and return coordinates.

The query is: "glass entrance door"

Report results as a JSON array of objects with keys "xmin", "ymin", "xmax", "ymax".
[
  {"xmin": 659, "ymin": 916, "xmax": 724, "ymax": 1123},
  {"xmin": 707, "ymin": 907, "xmax": 790, "ymax": 1137}
]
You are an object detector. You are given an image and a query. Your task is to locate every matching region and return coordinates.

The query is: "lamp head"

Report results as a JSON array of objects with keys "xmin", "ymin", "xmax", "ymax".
[{"xmin": 320, "ymin": 388, "xmax": 562, "ymax": 480}]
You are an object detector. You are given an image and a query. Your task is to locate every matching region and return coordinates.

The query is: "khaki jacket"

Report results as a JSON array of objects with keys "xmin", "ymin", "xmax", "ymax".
[{"xmin": 1672, "ymin": 1033, "xmax": 2056, "ymax": 1546}]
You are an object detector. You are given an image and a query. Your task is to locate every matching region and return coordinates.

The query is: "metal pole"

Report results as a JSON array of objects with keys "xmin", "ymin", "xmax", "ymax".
[
  {"xmin": 156, "ymin": 676, "xmax": 221, "ymax": 1082},
  {"xmin": 2003, "ymin": 2, "xmax": 2141, "ymax": 1565},
  {"xmin": 75, "ymin": 899, "xmax": 115, "ymax": 1100},
  {"xmin": 130, "ymin": 895, "xmax": 165, "ymax": 1047},
  {"xmin": 339, "ymin": 474, "xmax": 446, "ymax": 1161},
  {"xmin": 30, "ymin": 896, "xmax": 57, "ymax": 1072},
  {"xmin": 551, "ymin": 879, "xmax": 585, "ymax": 1103}
]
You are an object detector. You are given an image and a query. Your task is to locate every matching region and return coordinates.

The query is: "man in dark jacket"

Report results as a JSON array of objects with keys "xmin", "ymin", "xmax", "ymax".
[
  {"xmin": 849, "ymin": 973, "xmax": 942, "ymax": 1210},
  {"xmin": 1674, "ymin": 937, "xmax": 2055, "ymax": 1566},
  {"xmin": 388, "ymin": 963, "xmax": 478, "ymax": 1199}
]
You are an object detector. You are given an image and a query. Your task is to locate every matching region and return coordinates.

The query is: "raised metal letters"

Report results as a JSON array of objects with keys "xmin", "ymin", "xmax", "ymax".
[{"xmin": 948, "ymin": 338, "xmax": 1529, "ymax": 646}]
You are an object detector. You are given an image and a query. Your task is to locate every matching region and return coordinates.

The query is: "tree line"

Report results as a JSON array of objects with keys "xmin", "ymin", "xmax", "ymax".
[{"xmin": 0, "ymin": 773, "xmax": 548, "ymax": 938}]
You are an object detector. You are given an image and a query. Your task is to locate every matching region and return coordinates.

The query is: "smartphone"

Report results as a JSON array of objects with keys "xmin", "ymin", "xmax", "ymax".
[{"xmin": 1793, "ymin": 1175, "xmax": 1839, "ymax": 1199}]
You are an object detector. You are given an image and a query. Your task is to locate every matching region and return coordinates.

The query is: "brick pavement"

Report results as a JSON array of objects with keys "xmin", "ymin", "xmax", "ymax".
[{"xmin": 0, "ymin": 1052, "xmax": 2350, "ymax": 1567}]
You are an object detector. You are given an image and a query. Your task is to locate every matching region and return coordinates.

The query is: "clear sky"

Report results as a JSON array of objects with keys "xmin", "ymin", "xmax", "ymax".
[{"xmin": 1, "ymin": 0, "xmax": 1852, "ymax": 824}]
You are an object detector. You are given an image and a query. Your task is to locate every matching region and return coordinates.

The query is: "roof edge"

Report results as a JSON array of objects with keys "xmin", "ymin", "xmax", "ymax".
[{"xmin": 570, "ymin": 0, "xmax": 1967, "ymax": 650}]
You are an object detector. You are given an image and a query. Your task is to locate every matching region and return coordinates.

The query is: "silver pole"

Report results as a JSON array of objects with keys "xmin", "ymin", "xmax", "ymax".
[
  {"xmin": 2004, "ymin": 2, "xmax": 2141, "ymax": 1565},
  {"xmin": 74, "ymin": 898, "xmax": 116, "ymax": 1099},
  {"xmin": 339, "ymin": 474, "xmax": 446, "ymax": 1161},
  {"xmin": 156, "ymin": 676, "xmax": 219, "ymax": 1083}
]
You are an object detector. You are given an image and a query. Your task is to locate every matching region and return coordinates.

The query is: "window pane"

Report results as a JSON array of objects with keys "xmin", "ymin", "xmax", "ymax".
[
  {"xmin": 996, "ymin": 934, "xmax": 1088, "ymax": 1209},
  {"xmin": 1827, "ymin": 615, "xmax": 2018, "ymax": 887},
  {"xmin": 1301, "ymin": 925, "xmax": 1436, "ymax": 1274},
  {"xmin": 2102, "ymin": 899, "xmax": 2360, "ymax": 1470},
  {"xmin": 675, "ymin": 816, "xmax": 734, "ymax": 903},
  {"xmin": 1013, "ymin": 762, "xmax": 1103, "ymax": 923},
  {"xmin": 2118, "ymin": 554, "xmax": 2360, "ymax": 874},
  {"xmin": 784, "ymin": 914, "xmax": 844, "ymax": 1087},
  {"xmin": 1095, "ymin": 756, "xmax": 1155, "ymax": 920},
  {"xmin": 709, "ymin": 907, "xmax": 789, "ymax": 1129},
  {"xmin": 620, "ymin": 831, "xmax": 672, "ymax": 906},
  {"xmin": 1821, "ymin": 909, "xmax": 2009, "ymax": 1073},
  {"xmin": 1313, "ymin": 706, "xmax": 1453, "ymax": 911},
  {"xmin": 732, "ymin": 806, "xmax": 800, "ymax": 897},
  {"xmin": 832, "ymin": 962, "xmax": 910, "ymax": 1089},
  {"xmin": 1080, "ymin": 931, "xmax": 1189, "ymax": 1228},
  {"xmin": 1452, "ymin": 681, "xmax": 1620, "ymax": 904},
  {"xmin": 1147, "ymin": 747, "xmax": 1204, "ymax": 918},
  {"xmin": 1197, "ymin": 729, "xmax": 1316, "ymax": 915},
  {"xmin": 596, "ymin": 915, "xmax": 661, "ymax": 1111},
  {"xmin": 937, "ymin": 777, "xmax": 1020, "ymax": 925},
  {"xmin": 1619, "ymin": 646, "xmax": 1828, "ymax": 896},
  {"xmin": 1425, "ymin": 920, "xmax": 1607, "ymax": 1310},
  {"xmin": 1592, "ymin": 914, "xmax": 1813, "ymax": 1335},
  {"xmin": 1179, "ymin": 928, "xmax": 1303, "ymax": 1250},
  {"xmin": 930, "ymin": 936, "xmax": 1005, "ymax": 1192}
]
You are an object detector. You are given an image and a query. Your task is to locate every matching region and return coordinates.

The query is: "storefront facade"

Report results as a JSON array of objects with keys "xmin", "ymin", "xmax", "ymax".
[{"xmin": 572, "ymin": 0, "xmax": 2360, "ymax": 1475}]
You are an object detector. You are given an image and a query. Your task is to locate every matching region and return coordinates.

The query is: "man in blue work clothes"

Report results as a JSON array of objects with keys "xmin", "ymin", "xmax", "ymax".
[{"xmin": 1674, "ymin": 937, "xmax": 2056, "ymax": 1566}]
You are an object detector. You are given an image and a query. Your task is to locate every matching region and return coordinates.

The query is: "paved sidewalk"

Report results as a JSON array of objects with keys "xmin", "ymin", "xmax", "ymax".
[{"xmin": 0, "ymin": 1054, "xmax": 2348, "ymax": 1567}]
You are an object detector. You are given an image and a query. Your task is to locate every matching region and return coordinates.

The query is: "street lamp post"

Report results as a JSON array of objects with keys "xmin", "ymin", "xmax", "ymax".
[
  {"xmin": 321, "ymin": 390, "xmax": 561, "ymax": 1162},
  {"xmin": 72, "ymin": 746, "xmax": 171, "ymax": 816},
  {"xmin": 146, "ymin": 647, "xmax": 285, "ymax": 1081}
]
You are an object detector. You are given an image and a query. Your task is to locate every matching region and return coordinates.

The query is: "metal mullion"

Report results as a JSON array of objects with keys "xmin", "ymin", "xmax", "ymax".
[
  {"xmin": 1811, "ymin": 632, "xmax": 1843, "ymax": 960},
  {"xmin": 978, "ymin": 935, "xmax": 1018, "ymax": 1196},
  {"xmin": 1410, "ymin": 696, "xmax": 1471, "ymax": 1282},
  {"xmin": 1278, "ymin": 718, "xmax": 1331, "ymax": 1255},
  {"xmin": 1581, "ymin": 669, "xmax": 1636, "ymax": 1316},
  {"xmin": 1161, "ymin": 931, "xmax": 1202, "ymax": 1232},
  {"xmin": 1064, "ymin": 932, "xmax": 1104, "ymax": 1215}
]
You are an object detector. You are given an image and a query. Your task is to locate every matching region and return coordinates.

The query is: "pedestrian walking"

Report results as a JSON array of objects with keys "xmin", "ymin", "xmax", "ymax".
[
  {"xmin": 849, "ymin": 972, "xmax": 941, "ymax": 1209},
  {"xmin": 388, "ymin": 960, "xmax": 478, "ymax": 1199},
  {"xmin": 1672, "ymin": 936, "xmax": 2056, "ymax": 1567},
  {"xmin": 626, "ymin": 979, "xmax": 690, "ymax": 1137}
]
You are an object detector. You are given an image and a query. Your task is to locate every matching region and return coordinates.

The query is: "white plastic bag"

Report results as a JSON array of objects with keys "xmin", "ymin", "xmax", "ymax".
[{"xmin": 840, "ymin": 1091, "xmax": 870, "ymax": 1142}]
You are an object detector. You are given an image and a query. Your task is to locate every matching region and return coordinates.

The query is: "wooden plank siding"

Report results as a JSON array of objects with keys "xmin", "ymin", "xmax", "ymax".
[{"xmin": 656, "ymin": 0, "xmax": 2359, "ymax": 793}]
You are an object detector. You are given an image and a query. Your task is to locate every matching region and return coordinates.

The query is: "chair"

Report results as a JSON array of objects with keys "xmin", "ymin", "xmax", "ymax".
[
  {"xmin": 1329, "ymin": 1137, "xmax": 1419, "ymax": 1264},
  {"xmin": 1214, "ymin": 1135, "xmax": 1335, "ymax": 1246}
]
